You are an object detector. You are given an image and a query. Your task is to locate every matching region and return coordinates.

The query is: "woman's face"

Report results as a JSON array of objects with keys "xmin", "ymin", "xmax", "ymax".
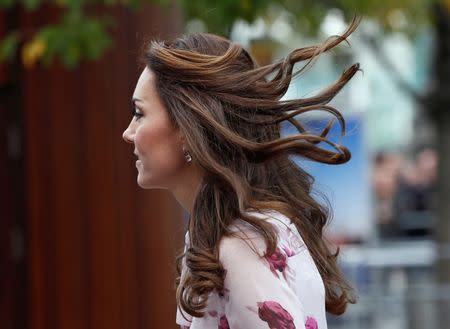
[{"xmin": 122, "ymin": 67, "xmax": 187, "ymax": 189}]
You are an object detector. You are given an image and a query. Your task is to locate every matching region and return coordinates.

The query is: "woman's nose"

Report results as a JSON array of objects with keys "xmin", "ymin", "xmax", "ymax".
[{"xmin": 122, "ymin": 125, "xmax": 134, "ymax": 144}]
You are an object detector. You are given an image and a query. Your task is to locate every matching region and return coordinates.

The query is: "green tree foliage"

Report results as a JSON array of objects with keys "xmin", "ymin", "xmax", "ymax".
[
  {"xmin": 181, "ymin": 0, "xmax": 434, "ymax": 35},
  {"xmin": 0, "ymin": 0, "xmax": 440, "ymax": 69}
]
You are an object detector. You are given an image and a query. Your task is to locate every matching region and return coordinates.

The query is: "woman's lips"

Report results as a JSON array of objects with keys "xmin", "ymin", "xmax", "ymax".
[{"xmin": 136, "ymin": 160, "xmax": 141, "ymax": 166}]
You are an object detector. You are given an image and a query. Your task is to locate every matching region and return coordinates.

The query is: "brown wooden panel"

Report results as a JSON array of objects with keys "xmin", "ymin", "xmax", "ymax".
[
  {"xmin": 0, "ymin": 10, "xmax": 12, "ymax": 86},
  {"xmin": 49, "ymin": 63, "xmax": 89, "ymax": 329},
  {"xmin": 23, "ymin": 57, "xmax": 55, "ymax": 329},
  {"xmin": 21, "ymin": 3, "xmax": 185, "ymax": 329},
  {"xmin": 0, "ymin": 84, "xmax": 14, "ymax": 329},
  {"xmin": 83, "ymin": 25, "xmax": 121, "ymax": 329},
  {"xmin": 113, "ymin": 18, "xmax": 140, "ymax": 329}
]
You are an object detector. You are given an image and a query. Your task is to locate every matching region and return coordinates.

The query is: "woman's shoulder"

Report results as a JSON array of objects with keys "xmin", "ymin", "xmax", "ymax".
[
  {"xmin": 227, "ymin": 208, "xmax": 303, "ymax": 241},
  {"xmin": 183, "ymin": 208, "xmax": 307, "ymax": 258},
  {"xmin": 219, "ymin": 209, "xmax": 307, "ymax": 259},
  {"xmin": 228, "ymin": 208, "xmax": 292, "ymax": 229}
]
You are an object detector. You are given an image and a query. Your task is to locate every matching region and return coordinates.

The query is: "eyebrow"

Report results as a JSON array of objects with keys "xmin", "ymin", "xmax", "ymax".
[{"xmin": 132, "ymin": 97, "xmax": 142, "ymax": 104}]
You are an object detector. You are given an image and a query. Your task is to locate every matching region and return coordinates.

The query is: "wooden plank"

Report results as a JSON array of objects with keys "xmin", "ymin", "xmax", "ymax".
[{"xmin": 21, "ymin": 3, "xmax": 185, "ymax": 329}]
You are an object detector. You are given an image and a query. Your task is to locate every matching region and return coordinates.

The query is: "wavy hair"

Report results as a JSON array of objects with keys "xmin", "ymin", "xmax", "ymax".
[{"xmin": 143, "ymin": 16, "xmax": 361, "ymax": 319}]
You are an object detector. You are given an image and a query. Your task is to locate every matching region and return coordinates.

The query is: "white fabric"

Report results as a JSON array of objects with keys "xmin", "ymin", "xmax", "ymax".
[{"xmin": 176, "ymin": 209, "xmax": 327, "ymax": 329}]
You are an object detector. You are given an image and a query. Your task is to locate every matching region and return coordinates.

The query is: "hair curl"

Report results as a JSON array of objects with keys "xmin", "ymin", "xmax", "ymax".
[{"xmin": 142, "ymin": 15, "xmax": 361, "ymax": 319}]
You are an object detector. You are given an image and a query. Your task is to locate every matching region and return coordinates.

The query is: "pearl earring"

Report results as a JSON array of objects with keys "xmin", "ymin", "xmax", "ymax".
[{"xmin": 183, "ymin": 146, "xmax": 192, "ymax": 163}]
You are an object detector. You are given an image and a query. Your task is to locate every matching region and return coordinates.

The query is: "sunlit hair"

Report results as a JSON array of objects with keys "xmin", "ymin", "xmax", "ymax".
[{"xmin": 142, "ymin": 16, "xmax": 361, "ymax": 319}]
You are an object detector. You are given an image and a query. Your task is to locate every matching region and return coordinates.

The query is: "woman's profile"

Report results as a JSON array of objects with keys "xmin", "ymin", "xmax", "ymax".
[{"xmin": 122, "ymin": 16, "xmax": 361, "ymax": 329}]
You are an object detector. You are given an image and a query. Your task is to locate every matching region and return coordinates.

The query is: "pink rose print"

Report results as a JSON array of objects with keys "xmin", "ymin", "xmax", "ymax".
[
  {"xmin": 257, "ymin": 301, "xmax": 296, "ymax": 329},
  {"xmin": 208, "ymin": 310, "xmax": 218, "ymax": 317},
  {"xmin": 265, "ymin": 247, "xmax": 288, "ymax": 279},
  {"xmin": 282, "ymin": 246, "xmax": 296, "ymax": 257},
  {"xmin": 287, "ymin": 229, "xmax": 305, "ymax": 254},
  {"xmin": 218, "ymin": 315, "xmax": 230, "ymax": 329},
  {"xmin": 274, "ymin": 220, "xmax": 305, "ymax": 254},
  {"xmin": 305, "ymin": 316, "xmax": 318, "ymax": 329}
]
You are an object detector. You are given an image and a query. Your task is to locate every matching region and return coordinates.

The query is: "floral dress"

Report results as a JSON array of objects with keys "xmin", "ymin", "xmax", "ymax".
[{"xmin": 176, "ymin": 209, "xmax": 327, "ymax": 329}]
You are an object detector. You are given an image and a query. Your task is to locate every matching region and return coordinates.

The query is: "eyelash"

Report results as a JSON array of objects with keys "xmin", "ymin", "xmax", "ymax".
[{"xmin": 132, "ymin": 107, "xmax": 143, "ymax": 120}]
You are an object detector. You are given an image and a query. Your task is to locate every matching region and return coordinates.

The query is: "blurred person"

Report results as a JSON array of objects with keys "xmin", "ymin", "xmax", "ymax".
[
  {"xmin": 415, "ymin": 147, "xmax": 438, "ymax": 186},
  {"xmin": 372, "ymin": 152, "xmax": 404, "ymax": 238},
  {"xmin": 392, "ymin": 147, "xmax": 438, "ymax": 237},
  {"xmin": 122, "ymin": 17, "xmax": 361, "ymax": 329}
]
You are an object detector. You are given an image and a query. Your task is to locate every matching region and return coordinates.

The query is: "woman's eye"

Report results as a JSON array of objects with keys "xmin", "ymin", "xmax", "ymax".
[{"xmin": 132, "ymin": 107, "xmax": 144, "ymax": 120}]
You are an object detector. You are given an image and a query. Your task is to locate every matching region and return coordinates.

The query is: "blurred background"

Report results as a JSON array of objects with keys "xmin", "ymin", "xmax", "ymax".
[{"xmin": 0, "ymin": 1, "xmax": 449, "ymax": 328}]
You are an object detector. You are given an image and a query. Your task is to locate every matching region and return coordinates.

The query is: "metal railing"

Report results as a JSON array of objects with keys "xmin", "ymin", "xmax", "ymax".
[{"xmin": 328, "ymin": 239, "xmax": 444, "ymax": 329}]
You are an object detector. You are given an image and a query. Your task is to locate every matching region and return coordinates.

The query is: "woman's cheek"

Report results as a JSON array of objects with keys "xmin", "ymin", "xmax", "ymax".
[{"xmin": 134, "ymin": 126, "xmax": 152, "ymax": 156}]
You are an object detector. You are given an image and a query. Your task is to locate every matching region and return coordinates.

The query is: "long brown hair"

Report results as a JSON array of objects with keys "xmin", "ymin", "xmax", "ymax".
[{"xmin": 143, "ymin": 16, "xmax": 361, "ymax": 319}]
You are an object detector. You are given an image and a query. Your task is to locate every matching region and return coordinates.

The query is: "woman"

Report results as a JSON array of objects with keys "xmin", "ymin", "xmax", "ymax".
[{"xmin": 122, "ymin": 16, "xmax": 360, "ymax": 329}]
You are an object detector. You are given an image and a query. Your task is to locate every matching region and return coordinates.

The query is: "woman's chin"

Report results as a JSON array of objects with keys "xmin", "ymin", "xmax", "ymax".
[
  {"xmin": 137, "ymin": 174, "xmax": 162, "ymax": 189},
  {"xmin": 136, "ymin": 173, "xmax": 149, "ymax": 188}
]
